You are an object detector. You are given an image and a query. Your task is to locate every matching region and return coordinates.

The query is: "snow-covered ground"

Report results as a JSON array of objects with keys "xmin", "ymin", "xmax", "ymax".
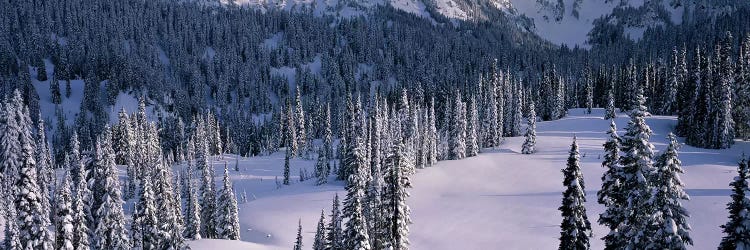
[{"xmin": 192, "ymin": 108, "xmax": 742, "ymax": 249}]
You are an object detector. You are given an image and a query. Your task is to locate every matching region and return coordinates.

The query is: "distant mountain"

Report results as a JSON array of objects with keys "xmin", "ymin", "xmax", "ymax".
[{"xmin": 225, "ymin": 0, "xmax": 746, "ymax": 48}]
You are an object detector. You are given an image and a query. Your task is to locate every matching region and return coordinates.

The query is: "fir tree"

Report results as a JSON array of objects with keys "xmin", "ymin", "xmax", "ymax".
[
  {"xmin": 649, "ymin": 133, "xmax": 692, "ymax": 249},
  {"xmin": 466, "ymin": 95, "xmax": 479, "ymax": 157},
  {"xmin": 341, "ymin": 138, "xmax": 371, "ymax": 250},
  {"xmin": 184, "ymin": 170, "xmax": 202, "ymax": 240},
  {"xmin": 4, "ymin": 201, "xmax": 21, "ymax": 250},
  {"xmin": 72, "ymin": 158, "xmax": 90, "ymax": 250},
  {"xmin": 323, "ymin": 104, "xmax": 334, "ymax": 163},
  {"xmin": 295, "ymin": 86, "xmax": 307, "ymax": 153},
  {"xmin": 131, "ymin": 175, "xmax": 158, "ymax": 250},
  {"xmin": 597, "ymin": 120, "xmax": 625, "ymax": 249},
  {"xmin": 619, "ymin": 86, "xmax": 656, "ymax": 249},
  {"xmin": 522, "ymin": 100, "xmax": 537, "ymax": 154},
  {"xmin": 558, "ymin": 137, "xmax": 591, "ymax": 250},
  {"xmin": 294, "ymin": 219, "xmax": 303, "ymax": 250},
  {"xmin": 316, "ymin": 148, "xmax": 329, "ymax": 185},
  {"xmin": 92, "ymin": 130, "xmax": 130, "ymax": 249},
  {"xmin": 284, "ymin": 148, "xmax": 291, "ymax": 185},
  {"xmin": 12, "ymin": 94, "xmax": 54, "ymax": 250},
  {"xmin": 55, "ymin": 170, "xmax": 75, "ymax": 250},
  {"xmin": 385, "ymin": 141, "xmax": 412, "ymax": 250},
  {"xmin": 216, "ymin": 165, "xmax": 241, "ymax": 240},
  {"xmin": 198, "ymin": 134, "xmax": 217, "ymax": 238},
  {"xmin": 719, "ymin": 157, "xmax": 750, "ymax": 249},
  {"xmin": 449, "ymin": 92, "xmax": 466, "ymax": 160},
  {"xmin": 314, "ymin": 210, "xmax": 327, "ymax": 250},
  {"xmin": 585, "ymin": 67, "xmax": 594, "ymax": 114},
  {"xmin": 326, "ymin": 193, "xmax": 344, "ymax": 250},
  {"xmin": 604, "ymin": 89, "xmax": 616, "ymax": 120}
]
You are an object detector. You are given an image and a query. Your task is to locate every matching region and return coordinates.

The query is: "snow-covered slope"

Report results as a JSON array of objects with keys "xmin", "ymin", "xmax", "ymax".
[
  {"xmin": 506, "ymin": 0, "xmax": 684, "ymax": 47},
  {"xmin": 193, "ymin": 108, "xmax": 744, "ymax": 249}
]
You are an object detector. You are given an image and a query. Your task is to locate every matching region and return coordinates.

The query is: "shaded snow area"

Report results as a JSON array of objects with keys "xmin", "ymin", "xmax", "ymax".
[
  {"xmin": 32, "ymin": 60, "xmax": 160, "ymax": 133},
  {"xmin": 190, "ymin": 108, "xmax": 741, "ymax": 249},
  {"xmin": 509, "ymin": 0, "xmax": 683, "ymax": 47}
]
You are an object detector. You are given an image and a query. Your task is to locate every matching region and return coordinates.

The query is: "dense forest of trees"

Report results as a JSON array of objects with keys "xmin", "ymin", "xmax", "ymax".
[{"xmin": 0, "ymin": 0, "xmax": 749, "ymax": 249}]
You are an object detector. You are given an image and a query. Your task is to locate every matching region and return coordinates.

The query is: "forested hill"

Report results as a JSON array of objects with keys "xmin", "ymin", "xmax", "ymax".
[{"xmin": 0, "ymin": 0, "xmax": 571, "ymax": 156}]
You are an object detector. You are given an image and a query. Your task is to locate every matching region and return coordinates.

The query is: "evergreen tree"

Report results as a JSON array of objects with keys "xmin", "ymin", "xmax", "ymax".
[
  {"xmin": 585, "ymin": 67, "xmax": 594, "ymax": 114},
  {"xmin": 427, "ymin": 100, "xmax": 437, "ymax": 166},
  {"xmin": 715, "ymin": 33, "xmax": 736, "ymax": 149},
  {"xmin": 323, "ymin": 104, "xmax": 334, "ymax": 163},
  {"xmin": 35, "ymin": 117, "xmax": 54, "ymax": 223},
  {"xmin": 12, "ymin": 94, "xmax": 54, "ymax": 250},
  {"xmin": 326, "ymin": 193, "xmax": 344, "ymax": 250},
  {"xmin": 151, "ymin": 160, "xmax": 187, "ymax": 249},
  {"xmin": 719, "ymin": 157, "xmax": 750, "ymax": 249},
  {"xmin": 284, "ymin": 148, "xmax": 291, "ymax": 185},
  {"xmin": 55, "ymin": 170, "xmax": 75, "ymax": 250},
  {"xmin": 604, "ymin": 89, "xmax": 616, "ymax": 120},
  {"xmin": 184, "ymin": 170, "xmax": 202, "ymax": 240},
  {"xmin": 216, "ymin": 165, "xmax": 241, "ymax": 240},
  {"xmin": 619, "ymin": 86, "xmax": 657, "ymax": 249},
  {"xmin": 466, "ymin": 95, "xmax": 479, "ymax": 157},
  {"xmin": 313, "ymin": 210, "xmax": 327, "ymax": 250},
  {"xmin": 521, "ymin": 100, "xmax": 537, "ymax": 154},
  {"xmin": 558, "ymin": 137, "xmax": 591, "ymax": 250},
  {"xmin": 385, "ymin": 141, "xmax": 412, "ymax": 250},
  {"xmin": 131, "ymin": 175, "xmax": 158, "ymax": 250},
  {"xmin": 294, "ymin": 219, "xmax": 303, "ymax": 250},
  {"xmin": 481, "ymin": 73, "xmax": 501, "ymax": 148},
  {"xmin": 649, "ymin": 133, "xmax": 692, "ymax": 249},
  {"xmin": 72, "ymin": 158, "xmax": 90, "ymax": 250},
  {"xmin": 449, "ymin": 92, "xmax": 466, "ymax": 160},
  {"xmin": 597, "ymin": 120, "xmax": 625, "ymax": 249},
  {"xmin": 4, "ymin": 201, "xmax": 21, "ymax": 250},
  {"xmin": 341, "ymin": 135, "xmax": 371, "ymax": 250},
  {"xmin": 197, "ymin": 133, "xmax": 217, "ymax": 238},
  {"xmin": 92, "ymin": 131, "xmax": 130, "ymax": 249},
  {"xmin": 316, "ymin": 147, "xmax": 329, "ymax": 185},
  {"xmin": 295, "ymin": 86, "xmax": 307, "ymax": 153}
]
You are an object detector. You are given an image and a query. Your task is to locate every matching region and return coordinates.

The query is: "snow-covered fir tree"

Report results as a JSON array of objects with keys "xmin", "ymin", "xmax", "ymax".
[
  {"xmin": 216, "ymin": 165, "xmax": 241, "ymax": 240},
  {"xmin": 55, "ymin": 170, "xmax": 75, "ymax": 250},
  {"xmin": 284, "ymin": 148, "xmax": 291, "ymax": 185},
  {"xmin": 294, "ymin": 219, "xmax": 303, "ymax": 250},
  {"xmin": 72, "ymin": 157, "xmax": 90, "ymax": 250},
  {"xmin": 618, "ymin": 86, "xmax": 657, "ymax": 249},
  {"xmin": 558, "ymin": 137, "xmax": 591, "ymax": 250},
  {"xmin": 604, "ymin": 89, "xmax": 616, "ymax": 120},
  {"xmin": 92, "ymin": 130, "xmax": 130, "ymax": 249},
  {"xmin": 341, "ymin": 129, "xmax": 371, "ymax": 249},
  {"xmin": 719, "ymin": 157, "xmax": 750, "ymax": 249},
  {"xmin": 466, "ymin": 95, "xmax": 479, "ymax": 157},
  {"xmin": 183, "ymin": 168, "xmax": 202, "ymax": 240},
  {"xmin": 314, "ymin": 210, "xmax": 327, "ymax": 250},
  {"xmin": 385, "ymin": 141, "xmax": 412, "ymax": 250},
  {"xmin": 316, "ymin": 147, "xmax": 329, "ymax": 185},
  {"xmin": 35, "ymin": 117, "xmax": 54, "ymax": 224},
  {"xmin": 295, "ymin": 86, "xmax": 307, "ymax": 154},
  {"xmin": 649, "ymin": 133, "xmax": 692, "ymax": 249},
  {"xmin": 449, "ymin": 92, "xmax": 466, "ymax": 160},
  {"xmin": 131, "ymin": 174, "xmax": 158, "ymax": 249},
  {"xmin": 597, "ymin": 119, "xmax": 625, "ymax": 249},
  {"xmin": 521, "ymin": 100, "xmax": 537, "ymax": 155},
  {"xmin": 197, "ymin": 128, "xmax": 217, "ymax": 238},
  {"xmin": 11, "ymin": 92, "xmax": 54, "ymax": 249},
  {"xmin": 327, "ymin": 193, "xmax": 344, "ymax": 250}
]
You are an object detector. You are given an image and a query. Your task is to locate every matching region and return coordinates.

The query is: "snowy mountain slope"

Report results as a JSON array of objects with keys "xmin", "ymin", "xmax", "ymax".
[
  {"xmin": 506, "ymin": 0, "xmax": 683, "ymax": 47},
  {"xmin": 191, "ymin": 108, "xmax": 743, "ymax": 249}
]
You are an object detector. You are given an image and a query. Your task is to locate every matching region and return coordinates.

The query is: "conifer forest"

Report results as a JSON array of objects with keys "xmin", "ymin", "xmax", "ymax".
[{"xmin": 1, "ymin": 0, "xmax": 750, "ymax": 249}]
